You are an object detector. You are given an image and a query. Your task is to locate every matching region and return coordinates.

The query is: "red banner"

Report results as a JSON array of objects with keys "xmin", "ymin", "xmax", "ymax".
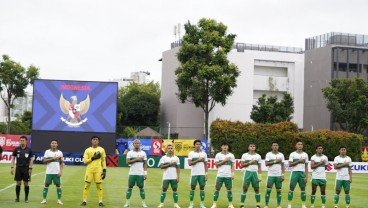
[
  {"xmin": 151, "ymin": 139, "xmax": 163, "ymax": 156},
  {"xmin": 0, "ymin": 134, "xmax": 30, "ymax": 151}
]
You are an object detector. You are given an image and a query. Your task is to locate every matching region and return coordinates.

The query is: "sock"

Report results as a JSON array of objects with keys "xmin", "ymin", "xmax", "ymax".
[
  {"xmin": 173, "ymin": 192, "xmax": 178, "ymax": 203},
  {"xmin": 200, "ymin": 190, "xmax": 205, "ymax": 201},
  {"xmin": 16, "ymin": 185, "xmax": 20, "ymax": 199},
  {"xmin": 321, "ymin": 195, "xmax": 326, "ymax": 204},
  {"xmin": 96, "ymin": 183, "xmax": 103, "ymax": 202},
  {"xmin": 311, "ymin": 194, "xmax": 316, "ymax": 204},
  {"xmin": 57, "ymin": 187, "xmax": 62, "ymax": 200},
  {"xmin": 160, "ymin": 192, "xmax": 166, "ymax": 203},
  {"xmin": 345, "ymin": 194, "xmax": 350, "ymax": 205},
  {"xmin": 301, "ymin": 191, "xmax": 306, "ymax": 202},
  {"xmin": 25, "ymin": 186, "xmax": 29, "ymax": 199},
  {"xmin": 42, "ymin": 187, "xmax": 49, "ymax": 199},
  {"xmin": 189, "ymin": 190, "xmax": 194, "ymax": 201},
  {"xmin": 276, "ymin": 189, "xmax": 282, "ymax": 206},
  {"xmin": 255, "ymin": 192, "xmax": 261, "ymax": 203},
  {"xmin": 265, "ymin": 189, "xmax": 271, "ymax": 205},
  {"xmin": 213, "ymin": 190, "xmax": 219, "ymax": 201},
  {"xmin": 139, "ymin": 188, "xmax": 145, "ymax": 199},
  {"xmin": 288, "ymin": 190, "xmax": 294, "ymax": 201},
  {"xmin": 334, "ymin": 194, "xmax": 339, "ymax": 205},
  {"xmin": 227, "ymin": 190, "xmax": 233, "ymax": 202},
  {"xmin": 83, "ymin": 182, "xmax": 91, "ymax": 201},
  {"xmin": 126, "ymin": 188, "xmax": 132, "ymax": 199},
  {"xmin": 241, "ymin": 192, "xmax": 246, "ymax": 203}
]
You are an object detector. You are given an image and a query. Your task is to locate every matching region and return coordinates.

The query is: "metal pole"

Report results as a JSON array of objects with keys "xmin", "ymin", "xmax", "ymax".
[{"xmin": 167, "ymin": 122, "xmax": 170, "ymax": 140}]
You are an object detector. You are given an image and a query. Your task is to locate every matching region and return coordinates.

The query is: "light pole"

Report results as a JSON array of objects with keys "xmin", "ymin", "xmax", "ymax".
[{"xmin": 167, "ymin": 122, "xmax": 171, "ymax": 140}]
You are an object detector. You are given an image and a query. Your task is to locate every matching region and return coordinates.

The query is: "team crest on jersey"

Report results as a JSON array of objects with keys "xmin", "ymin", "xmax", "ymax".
[
  {"xmin": 59, "ymin": 94, "xmax": 90, "ymax": 128},
  {"xmin": 25, "ymin": 153, "xmax": 29, "ymax": 158}
]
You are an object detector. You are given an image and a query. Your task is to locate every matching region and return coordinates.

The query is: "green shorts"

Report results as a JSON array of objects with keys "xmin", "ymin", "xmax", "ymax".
[
  {"xmin": 215, "ymin": 177, "xmax": 232, "ymax": 190},
  {"xmin": 191, "ymin": 175, "xmax": 206, "ymax": 187},
  {"xmin": 266, "ymin": 176, "xmax": 283, "ymax": 189},
  {"xmin": 45, "ymin": 174, "xmax": 61, "ymax": 185},
  {"xmin": 243, "ymin": 171, "xmax": 259, "ymax": 189},
  {"xmin": 289, "ymin": 171, "xmax": 306, "ymax": 189},
  {"xmin": 162, "ymin": 179, "xmax": 178, "ymax": 190},
  {"xmin": 128, "ymin": 175, "xmax": 144, "ymax": 187},
  {"xmin": 311, "ymin": 179, "xmax": 327, "ymax": 187},
  {"xmin": 335, "ymin": 180, "xmax": 350, "ymax": 192}
]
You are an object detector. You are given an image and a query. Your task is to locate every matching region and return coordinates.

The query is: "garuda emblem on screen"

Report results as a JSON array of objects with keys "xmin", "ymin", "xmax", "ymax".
[{"xmin": 59, "ymin": 94, "xmax": 90, "ymax": 128}]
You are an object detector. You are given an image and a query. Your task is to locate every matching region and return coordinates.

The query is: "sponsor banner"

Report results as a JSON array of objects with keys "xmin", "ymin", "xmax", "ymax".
[
  {"xmin": 184, "ymin": 158, "xmax": 368, "ymax": 174},
  {"xmin": 173, "ymin": 139, "xmax": 194, "ymax": 156},
  {"xmin": 118, "ymin": 155, "xmax": 185, "ymax": 169},
  {"xmin": 33, "ymin": 152, "xmax": 85, "ymax": 166},
  {"xmin": 0, "ymin": 151, "xmax": 13, "ymax": 163},
  {"xmin": 200, "ymin": 140, "xmax": 208, "ymax": 153},
  {"xmin": 151, "ymin": 139, "xmax": 163, "ymax": 156},
  {"xmin": 127, "ymin": 139, "xmax": 152, "ymax": 155},
  {"xmin": 0, "ymin": 134, "xmax": 31, "ymax": 151},
  {"xmin": 116, "ymin": 138, "xmax": 152, "ymax": 156}
]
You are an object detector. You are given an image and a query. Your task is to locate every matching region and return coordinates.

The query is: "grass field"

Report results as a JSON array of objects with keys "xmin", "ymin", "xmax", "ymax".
[{"xmin": 0, "ymin": 164, "xmax": 367, "ymax": 208}]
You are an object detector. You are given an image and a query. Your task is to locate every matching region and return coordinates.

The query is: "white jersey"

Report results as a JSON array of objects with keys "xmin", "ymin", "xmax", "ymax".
[
  {"xmin": 333, "ymin": 155, "xmax": 352, "ymax": 180},
  {"xmin": 215, "ymin": 152, "xmax": 235, "ymax": 177},
  {"xmin": 265, "ymin": 151, "xmax": 285, "ymax": 177},
  {"xmin": 127, "ymin": 150, "xmax": 147, "ymax": 175},
  {"xmin": 241, "ymin": 152, "xmax": 262, "ymax": 172},
  {"xmin": 159, "ymin": 155, "xmax": 180, "ymax": 180},
  {"xmin": 188, "ymin": 150, "xmax": 208, "ymax": 176},
  {"xmin": 44, "ymin": 149, "xmax": 63, "ymax": 174},
  {"xmin": 288, "ymin": 151, "xmax": 309, "ymax": 172},
  {"xmin": 311, "ymin": 154, "xmax": 328, "ymax": 180}
]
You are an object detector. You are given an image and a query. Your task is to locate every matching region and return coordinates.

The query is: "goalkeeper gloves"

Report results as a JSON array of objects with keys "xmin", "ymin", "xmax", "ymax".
[
  {"xmin": 91, "ymin": 152, "xmax": 101, "ymax": 161},
  {"xmin": 102, "ymin": 169, "xmax": 106, "ymax": 179}
]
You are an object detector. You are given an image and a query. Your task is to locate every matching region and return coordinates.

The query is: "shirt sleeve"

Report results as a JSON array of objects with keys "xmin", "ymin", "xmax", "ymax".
[
  {"xmin": 43, "ymin": 150, "xmax": 48, "ymax": 158},
  {"xmin": 214, "ymin": 153, "xmax": 220, "ymax": 162},
  {"xmin": 204, "ymin": 152, "xmax": 208, "ymax": 162},
  {"xmin": 159, "ymin": 156, "xmax": 164, "ymax": 165},
  {"xmin": 305, "ymin": 153, "xmax": 309, "ymax": 163},
  {"xmin": 188, "ymin": 152, "xmax": 193, "ymax": 160},
  {"xmin": 265, "ymin": 153, "xmax": 270, "ymax": 162},
  {"xmin": 288, "ymin": 153, "xmax": 293, "ymax": 162},
  {"xmin": 257, "ymin": 154, "xmax": 262, "ymax": 162},
  {"xmin": 126, "ymin": 151, "xmax": 131, "ymax": 159},
  {"xmin": 12, "ymin": 148, "xmax": 17, "ymax": 156},
  {"xmin": 231, "ymin": 154, "xmax": 235, "ymax": 162},
  {"xmin": 143, "ymin": 152, "xmax": 147, "ymax": 161},
  {"xmin": 333, "ymin": 156, "xmax": 338, "ymax": 164}
]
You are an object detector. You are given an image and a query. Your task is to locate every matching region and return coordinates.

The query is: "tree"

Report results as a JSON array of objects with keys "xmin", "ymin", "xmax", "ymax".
[
  {"xmin": 116, "ymin": 81, "xmax": 160, "ymax": 135},
  {"xmin": 322, "ymin": 78, "xmax": 368, "ymax": 134},
  {"xmin": 175, "ymin": 18, "xmax": 240, "ymax": 140},
  {"xmin": 0, "ymin": 55, "xmax": 40, "ymax": 133},
  {"xmin": 20, "ymin": 110, "xmax": 32, "ymax": 130},
  {"xmin": 250, "ymin": 92, "xmax": 294, "ymax": 123}
]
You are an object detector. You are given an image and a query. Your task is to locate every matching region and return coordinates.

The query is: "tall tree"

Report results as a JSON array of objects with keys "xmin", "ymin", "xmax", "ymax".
[
  {"xmin": 322, "ymin": 78, "xmax": 368, "ymax": 134},
  {"xmin": 175, "ymin": 18, "xmax": 240, "ymax": 140},
  {"xmin": 0, "ymin": 55, "xmax": 39, "ymax": 133},
  {"xmin": 250, "ymin": 92, "xmax": 294, "ymax": 123}
]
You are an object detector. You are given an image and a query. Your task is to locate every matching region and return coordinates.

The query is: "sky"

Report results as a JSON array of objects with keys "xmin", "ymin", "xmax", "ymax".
[{"xmin": 1, "ymin": 0, "xmax": 368, "ymax": 87}]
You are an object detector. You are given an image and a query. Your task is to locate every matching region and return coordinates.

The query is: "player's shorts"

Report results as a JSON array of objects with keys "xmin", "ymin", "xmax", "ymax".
[
  {"xmin": 14, "ymin": 166, "xmax": 30, "ymax": 182},
  {"xmin": 289, "ymin": 171, "xmax": 306, "ymax": 188},
  {"xmin": 335, "ymin": 180, "xmax": 350, "ymax": 192},
  {"xmin": 190, "ymin": 175, "xmax": 206, "ymax": 187},
  {"xmin": 85, "ymin": 171, "xmax": 102, "ymax": 183},
  {"xmin": 162, "ymin": 179, "xmax": 178, "ymax": 190},
  {"xmin": 243, "ymin": 171, "xmax": 259, "ymax": 189},
  {"xmin": 311, "ymin": 179, "xmax": 327, "ymax": 187},
  {"xmin": 128, "ymin": 175, "xmax": 145, "ymax": 187},
  {"xmin": 215, "ymin": 177, "xmax": 232, "ymax": 190},
  {"xmin": 266, "ymin": 176, "xmax": 283, "ymax": 188},
  {"xmin": 45, "ymin": 174, "xmax": 61, "ymax": 185}
]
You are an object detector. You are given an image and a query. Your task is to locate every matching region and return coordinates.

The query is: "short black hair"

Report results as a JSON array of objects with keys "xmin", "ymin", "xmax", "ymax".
[
  {"xmin": 51, "ymin": 139, "xmax": 58, "ymax": 143},
  {"xmin": 20, "ymin": 135, "xmax": 28, "ymax": 141},
  {"xmin": 221, "ymin": 141, "xmax": 229, "ymax": 146},
  {"xmin": 272, "ymin": 141, "xmax": 278, "ymax": 145},
  {"xmin": 296, "ymin": 140, "xmax": 303, "ymax": 144},
  {"xmin": 193, "ymin": 139, "xmax": 201, "ymax": 146},
  {"xmin": 340, "ymin": 145, "xmax": 347, "ymax": 150},
  {"xmin": 315, "ymin": 144, "xmax": 323, "ymax": 149},
  {"xmin": 91, "ymin": 136, "xmax": 101, "ymax": 141}
]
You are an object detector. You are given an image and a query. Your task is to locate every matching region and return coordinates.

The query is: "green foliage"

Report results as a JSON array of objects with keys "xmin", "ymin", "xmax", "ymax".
[
  {"xmin": 175, "ymin": 18, "xmax": 240, "ymax": 139},
  {"xmin": 117, "ymin": 81, "xmax": 160, "ymax": 131},
  {"xmin": 322, "ymin": 78, "xmax": 368, "ymax": 134},
  {"xmin": 0, "ymin": 54, "xmax": 40, "ymax": 133},
  {"xmin": 211, "ymin": 120, "xmax": 363, "ymax": 161},
  {"xmin": 20, "ymin": 110, "xmax": 32, "ymax": 130},
  {"xmin": 250, "ymin": 92, "xmax": 294, "ymax": 123}
]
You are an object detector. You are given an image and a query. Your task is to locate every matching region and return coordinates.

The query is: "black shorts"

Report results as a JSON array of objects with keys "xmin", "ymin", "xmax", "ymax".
[{"xmin": 14, "ymin": 166, "xmax": 31, "ymax": 182}]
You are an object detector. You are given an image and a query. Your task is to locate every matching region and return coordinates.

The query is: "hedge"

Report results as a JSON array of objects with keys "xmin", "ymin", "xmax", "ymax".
[{"xmin": 210, "ymin": 120, "xmax": 363, "ymax": 161}]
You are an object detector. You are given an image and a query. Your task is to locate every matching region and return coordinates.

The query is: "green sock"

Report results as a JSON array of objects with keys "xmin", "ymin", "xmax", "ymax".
[
  {"xmin": 57, "ymin": 187, "xmax": 62, "ymax": 200},
  {"xmin": 276, "ymin": 190, "xmax": 282, "ymax": 206},
  {"xmin": 288, "ymin": 190, "xmax": 294, "ymax": 201},
  {"xmin": 227, "ymin": 190, "xmax": 233, "ymax": 202},
  {"xmin": 265, "ymin": 189, "xmax": 271, "ymax": 205},
  {"xmin": 200, "ymin": 190, "xmax": 205, "ymax": 201},
  {"xmin": 311, "ymin": 195, "xmax": 316, "ymax": 204},
  {"xmin": 139, "ymin": 188, "xmax": 145, "ymax": 199},
  {"xmin": 160, "ymin": 192, "xmax": 166, "ymax": 203},
  {"xmin": 301, "ymin": 191, "xmax": 306, "ymax": 202},
  {"xmin": 213, "ymin": 190, "xmax": 219, "ymax": 201},
  {"xmin": 173, "ymin": 192, "xmax": 178, "ymax": 203},
  {"xmin": 334, "ymin": 194, "xmax": 339, "ymax": 204},
  {"xmin": 126, "ymin": 188, "xmax": 132, "ymax": 199},
  {"xmin": 345, "ymin": 194, "xmax": 350, "ymax": 205},
  {"xmin": 255, "ymin": 192, "xmax": 261, "ymax": 203},
  {"xmin": 189, "ymin": 190, "xmax": 194, "ymax": 201},
  {"xmin": 42, "ymin": 187, "xmax": 48, "ymax": 199},
  {"xmin": 241, "ymin": 192, "xmax": 246, "ymax": 203},
  {"xmin": 321, "ymin": 195, "xmax": 326, "ymax": 204}
]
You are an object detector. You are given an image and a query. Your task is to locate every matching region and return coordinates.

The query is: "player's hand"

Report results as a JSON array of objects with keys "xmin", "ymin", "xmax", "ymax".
[
  {"xmin": 280, "ymin": 176, "xmax": 284, "ymax": 182},
  {"xmin": 298, "ymin": 157, "xmax": 304, "ymax": 163},
  {"xmin": 249, "ymin": 159, "xmax": 255, "ymax": 164},
  {"xmin": 29, "ymin": 168, "xmax": 32, "ymax": 176},
  {"xmin": 144, "ymin": 175, "xmax": 147, "ymax": 180},
  {"xmin": 198, "ymin": 156, "xmax": 203, "ymax": 162},
  {"xmin": 205, "ymin": 175, "xmax": 208, "ymax": 181},
  {"xmin": 11, "ymin": 168, "xmax": 14, "ymax": 175},
  {"xmin": 350, "ymin": 178, "xmax": 352, "ymax": 183},
  {"xmin": 304, "ymin": 177, "xmax": 308, "ymax": 183},
  {"xmin": 91, "ymin": 152, "xmax": 101, "ymax": 161},
  {"xmin": 136, "ymin": 156, "xmax": 143, "ymax": 162},
  {"xmin": 58, "ymin": 170, "xmax": 62, "ymax": 177},
  {"xmin": 101, "ymin": 169, "xmax": 106, "ymax": 180},
  {"xmin": 176, "ymin": 177, "xmax": 180, "ymax": 183}
]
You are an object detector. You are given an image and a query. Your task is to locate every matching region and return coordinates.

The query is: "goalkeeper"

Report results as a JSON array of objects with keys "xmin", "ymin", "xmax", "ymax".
[{"xmin": 80, "ymin": 136, "xmax": 107, "ymax": 207}]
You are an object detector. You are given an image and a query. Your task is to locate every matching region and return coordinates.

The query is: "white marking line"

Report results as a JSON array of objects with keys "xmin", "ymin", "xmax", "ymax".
[{"xmin": 0, "ymin": 172, "xmax": 44, "ymax": 192}]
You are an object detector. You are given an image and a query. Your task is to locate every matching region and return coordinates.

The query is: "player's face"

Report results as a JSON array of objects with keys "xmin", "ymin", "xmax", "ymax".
[
  {"xmin": 20, "ymin": 138, "xmax": 27, "ymax": 147},
  {"xmin": 133, "ymin": 141, "xmax": 141, "ymax": 149},
  {"xmin": 296, "ymin": 142, "xmax": 303, "ymax": 150},
  {"xmin": 272, "ymin": 143, "xmax": 279, "ymax": 151},
  {"xmin": 339, "ymin": 148, "xmax": 347, "ymax": 156},
  {"xmin": 221, "ymin": 144, "xmax": 228, "ymax": 152},
  {"xmin": 167, "ymin": 145, "xmax": 174, "ymax": 154},
  {"xmin": 50, "ymin": 141, "xmax": 58, "ymax": 149},
  {"xmin": 248, "ymin": 144, "xmax": 256, "ymax": 151},
  {"xmin": 316, "ymin": 146, "xmax": 323, "ymax": 154},
  {"xmin": 194, "ymin": 142, "xmax": 201, "ymax": 151},
  {"xmin": 91, "ymin": 138, "xmax": 99, "ymax": 146}
]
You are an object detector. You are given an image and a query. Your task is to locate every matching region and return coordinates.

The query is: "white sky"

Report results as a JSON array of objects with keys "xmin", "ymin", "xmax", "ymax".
[{"xmin": 1, "ymin": 0, "xmax": 368, "ymax": 86}]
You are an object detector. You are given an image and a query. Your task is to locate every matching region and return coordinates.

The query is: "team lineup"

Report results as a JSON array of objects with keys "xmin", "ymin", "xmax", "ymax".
[{"xmin": 8, "ymin": 137, "xmax": 353, "ymax": 208}]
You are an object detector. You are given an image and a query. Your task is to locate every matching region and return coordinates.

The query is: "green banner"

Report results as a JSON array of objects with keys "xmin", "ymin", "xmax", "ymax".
[{"xmin": 118, "ymin": 155, "xmax": 185, "ymax": 169}]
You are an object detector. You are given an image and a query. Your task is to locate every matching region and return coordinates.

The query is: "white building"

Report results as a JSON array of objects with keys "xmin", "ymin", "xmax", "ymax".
[
  {"xmin": 0, "ymin": 92, "xmax": 32, "ymax": 122},
  {"xmin": 112, "ymin": 71, "xmax": 151, "ymax": 88},
  {"xmin": 160, "ymin": 43, "xmax": 304, "ymax": 139}
]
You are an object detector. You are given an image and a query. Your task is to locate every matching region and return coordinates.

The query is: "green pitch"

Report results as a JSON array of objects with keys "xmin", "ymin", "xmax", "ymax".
[{"xmin": 0, "ymin": 164, "xmax": 366, "ymax": 208}]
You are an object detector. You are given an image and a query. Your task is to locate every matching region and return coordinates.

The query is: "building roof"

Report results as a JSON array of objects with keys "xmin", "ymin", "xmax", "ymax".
[{"xmin": 136, "ymin": 127, "xmax": 161, "ymax": 138}]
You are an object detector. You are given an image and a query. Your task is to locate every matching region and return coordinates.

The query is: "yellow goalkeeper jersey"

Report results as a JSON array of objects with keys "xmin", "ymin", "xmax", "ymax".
[{"xmin": 83, "ymin": 146, "xmax": 106, "ymax": 172}]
